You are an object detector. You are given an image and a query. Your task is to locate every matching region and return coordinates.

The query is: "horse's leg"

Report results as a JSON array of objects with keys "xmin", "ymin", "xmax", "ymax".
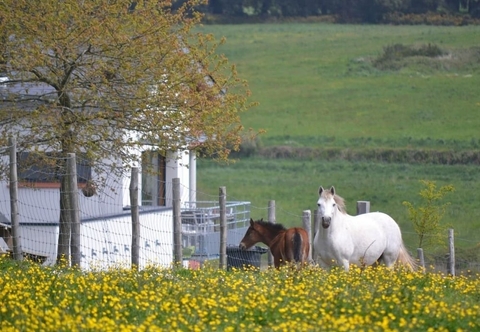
[
  {"xmin": 274, "ymin": 256, "xmax": 282, "ymax": 269},
  {"xmin": 302, "ymin": 245, "xmax": 310, "ymax": 268},
  {"xmin": 376, "ymin": 253, "xmax": 392, "ymax": 268},
  {"xmin": 341, "ymin": 259, "xmax": 350, "ymax": 272},
  {"xmin": 315, "ymin": 256, "xmax": 330, "ymax": 270}
]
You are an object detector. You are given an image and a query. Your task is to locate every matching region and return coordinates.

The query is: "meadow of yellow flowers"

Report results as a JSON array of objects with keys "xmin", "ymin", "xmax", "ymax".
[{"xmin": 1, "ymin": 256, "xmax": 479, "ymax": 331}]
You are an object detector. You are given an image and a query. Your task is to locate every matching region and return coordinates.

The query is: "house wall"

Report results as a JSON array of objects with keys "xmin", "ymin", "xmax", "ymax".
[
  {"xmin": 0, "ymin": 169, "xmax": 125, "ymax": 224},
  {"xmin": 11, "ymin": 208, "xmax": 173, "ymax": 269},
  {"xmin": 0, "ymin": 149, "xmax": 188, "ymax": 269},
  {"xmin": 121, "ymin": 150, "xmax": 191, "ymax": 208},
  {"xmin": 0, "ymin": 149, "xmax": 191, "ymax": 223},
  {"xmin": 80, "ymin": 208, "xmax": 174, "ymax": 269},
  {"xmin": 165, "ymin": 150, "xmax": 191, "ymax": 206}
]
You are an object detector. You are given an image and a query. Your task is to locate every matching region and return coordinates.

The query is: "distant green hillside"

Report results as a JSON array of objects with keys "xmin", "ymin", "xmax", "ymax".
[
  {"xmin": 198, "ymin": 23, "xmax": 480, "ymax": 152},
  {"xmin": 195, "ymin": 24, "xmax": 480, "ymax": 255}
]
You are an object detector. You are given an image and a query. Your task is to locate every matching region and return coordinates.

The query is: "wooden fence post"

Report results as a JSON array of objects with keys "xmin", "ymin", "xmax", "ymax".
[
  {"xmin": 68, "ymin": 153, "xmax": 81, "ymax": 267},
  {"xmin": 356, "ymin": 201, "xmax": 370, "ymax": 215},
  {"xmin": 219, "ymin": 186, "xmax": 227, "ymax": 270},
  {"xmin": 172, "ymin": 178, "xmax": 182, "ymax": 266},
  {"xmin": 302, "ymin": 210, "xmax": 312, "ymax": 261},
  {"xmin": 417, "ymin": 248, "xmax": 425, "ymax": 272},
  {"xmin": 447, "ymin": 228, "xmax": 455, "ymax": 276},
  {"xmin": 9, "ymin": 137, "xmax": 22, "ymax": 261},
  {"xmin": 267, "ymin": 200, "xmax": 275, "ymax": 267},
  {"xmin": 312, "ymin": 209, "xmax": 319, "ymax": 262},
  {"xmin": 130, "ymin": 167, "xmax": 140, "ymax": 269}
]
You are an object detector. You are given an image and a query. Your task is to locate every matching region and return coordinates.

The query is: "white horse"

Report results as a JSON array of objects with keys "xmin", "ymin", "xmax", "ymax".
[{"xmin": 313, "ymin": 186, "xmax": 416, "ymax": 271}]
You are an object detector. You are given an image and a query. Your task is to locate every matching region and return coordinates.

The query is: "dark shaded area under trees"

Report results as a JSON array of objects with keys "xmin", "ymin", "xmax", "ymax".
[{"xmin": 176, "ymin": 0, "xmax": 480, "ymax": 23}]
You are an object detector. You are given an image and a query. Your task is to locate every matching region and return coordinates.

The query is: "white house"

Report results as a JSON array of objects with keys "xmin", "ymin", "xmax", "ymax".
[{"xmin": 0, "ymin": 76, "xmax": 198, "ymax": 269}]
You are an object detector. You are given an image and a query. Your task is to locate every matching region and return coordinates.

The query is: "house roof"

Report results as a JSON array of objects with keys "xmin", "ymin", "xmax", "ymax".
[{"xmin": 0, "ymin": 76, "xmax": 57, "ymax": 108}]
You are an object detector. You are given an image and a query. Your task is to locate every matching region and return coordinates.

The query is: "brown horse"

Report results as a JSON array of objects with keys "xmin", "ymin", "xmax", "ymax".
[{"xmin": 239, "ymin": 218, "xmax": 310, "ymax": 269}]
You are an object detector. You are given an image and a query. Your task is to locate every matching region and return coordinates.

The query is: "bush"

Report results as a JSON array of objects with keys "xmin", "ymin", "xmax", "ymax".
[
  {"xmin": 373, "ymin": 43, "xmax": 446, "ymax": 70},
  {"xmin": 229, "ymin": 134, "xmax": 263, "ymax": 158}
]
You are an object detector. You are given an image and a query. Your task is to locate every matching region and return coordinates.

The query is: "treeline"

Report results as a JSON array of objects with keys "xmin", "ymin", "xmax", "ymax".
[
  {"xmin": 177, "ymin": 0, "xmax": 480, "ymax": 23},
  {"xmin": 257, "ymin": 146, "xmax": 480, "ymax": 165}
]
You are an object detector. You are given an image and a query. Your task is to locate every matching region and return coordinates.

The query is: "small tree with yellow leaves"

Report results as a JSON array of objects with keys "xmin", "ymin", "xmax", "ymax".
[{"xmin": 403, "ymin": 180, "xmax": 454, "ymax": 250}]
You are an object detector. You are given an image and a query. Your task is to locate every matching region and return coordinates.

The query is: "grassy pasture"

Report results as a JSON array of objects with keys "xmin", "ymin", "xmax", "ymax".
[
  {"xmin": 198, "ymin": 24, "xmax": 480, "ymax": 148},
  {"xmin": 196, "ymin": 159, "xmax": 480, "ymax": 252},
  {"xmin": 195, "ymin": 23, "xmax": 480, "ymax": 253}
]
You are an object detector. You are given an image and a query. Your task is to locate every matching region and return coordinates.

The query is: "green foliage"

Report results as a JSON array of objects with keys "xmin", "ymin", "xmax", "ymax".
[
  {"xmin": 373, "ymin": 43, "xmax": 446, "ymax": 70},
  {"xmin": 383, "ymin": 11, "xmax": 480, "ymax": 25},
  {"xmin": 0, "ymin": 0, "xmax": 253, "ymax": 169},
  {"xmin": 403, "ymin": 180, "xmax": 455, "ymax": 250},
  {"xmin": 229, "ymin": 133, "xmax": 263, "ymax": 158},
  {"xmin": 201, "ymin": 0, "xmax": 480, "ymax": 23}
]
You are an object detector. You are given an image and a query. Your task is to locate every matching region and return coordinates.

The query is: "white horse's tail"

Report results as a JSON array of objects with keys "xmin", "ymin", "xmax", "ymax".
[{"xmin": 396, "ymin": 242, "xmax": 417, "ymax": 271}]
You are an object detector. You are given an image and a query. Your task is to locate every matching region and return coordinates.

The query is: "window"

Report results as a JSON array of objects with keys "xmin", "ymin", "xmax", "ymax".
[
  {"xmin": 17, "ymin": 152, "xmax": 92, "ymax": 185},
  {"xmin": 141, "ymin": 151, "xmax": 166, "ymax": 206}
]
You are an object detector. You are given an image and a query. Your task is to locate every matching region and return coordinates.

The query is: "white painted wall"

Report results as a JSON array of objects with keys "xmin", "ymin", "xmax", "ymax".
[
  {"xmin": 80, "ymin": 208, "xmax": 174, "ymax": 270},
  {"xmin": 165, "ymin": 150, "xmax": 191, "ymax": 206},
  {"xmin": 10, "ymin": 208, "xmax": 173, "ymax": 269},
  {"xmin": 0, "ymin": 148, "xmax": 192, "ymax": 222},
  {"xmin": 0, "ymin": 148, "xmax": 191, "ymax": 269}
]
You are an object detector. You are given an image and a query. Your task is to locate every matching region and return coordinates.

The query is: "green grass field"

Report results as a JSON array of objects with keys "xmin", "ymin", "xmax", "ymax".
[
  {"xmin": 198, "ymin": 24, "xmax": 480, "ymax": 148},
  {"xmin": 195, "ymin": 23, "xmax": 480, "ymax": 254}
]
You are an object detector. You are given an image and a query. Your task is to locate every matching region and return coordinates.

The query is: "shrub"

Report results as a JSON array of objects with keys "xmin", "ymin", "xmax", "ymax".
[
  {"xmin": 403, "ymin": 180, "xmax": 455, "ymax": 250},
  {"xmin": 229, "ymin": 133, "xmax": 263, "ymax": 158},
  {"xmin": 373, "ymin": 43, "xmax": 446, "ymax": 70}
]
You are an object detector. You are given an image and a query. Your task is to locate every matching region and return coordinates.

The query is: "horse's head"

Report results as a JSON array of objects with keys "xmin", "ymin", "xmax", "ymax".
[
  {"xmin": 317, "ymin": 186, "xmax": 337, "ymax": 229},
  {"xmin": 239, "ymin": 218, "xmax": 263, "ymax": 250}
]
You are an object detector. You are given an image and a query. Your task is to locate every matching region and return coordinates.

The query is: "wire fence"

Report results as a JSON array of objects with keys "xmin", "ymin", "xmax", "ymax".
[
  {"xmin": 245, "ymin": 202, "xmax": 480, "ymax": 276},
  {"xmin": 1, "ymin": 145, "xmax": 478, "ymax": 275},
  {"xmin": 1, "ymin": 164, "xmax": 177, "ymax": 269}
]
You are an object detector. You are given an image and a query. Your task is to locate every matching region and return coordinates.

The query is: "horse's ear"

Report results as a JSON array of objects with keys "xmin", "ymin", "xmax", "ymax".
[
  {"xmin": 250, "ymin": 218, "xmax": 254, "ymax": 225},
  {"xmin": 319, "ymin": 186, "xmax": 324, "ymax": 195},
  {"xmin": 330, "ymin": 186, "xmax": 335, "ymax": 195}
]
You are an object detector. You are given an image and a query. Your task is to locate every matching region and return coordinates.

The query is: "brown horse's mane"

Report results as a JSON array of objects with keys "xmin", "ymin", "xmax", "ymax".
[{"xmin": 253, "ymin": 219, "xmax": 287, "ymax": 232}]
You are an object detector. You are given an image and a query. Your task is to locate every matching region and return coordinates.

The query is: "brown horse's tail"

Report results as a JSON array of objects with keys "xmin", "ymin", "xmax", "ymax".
[
  {"xmin": 293, "ymin": 230, "xmax": 310, "ymax": 264},
  {"xmin": 293, "ymin": 231, "xmax": 302, "ymax": 262},
  {"xmin": 397, "ymin": 242, "xmax": 417, "ymax": 271}
]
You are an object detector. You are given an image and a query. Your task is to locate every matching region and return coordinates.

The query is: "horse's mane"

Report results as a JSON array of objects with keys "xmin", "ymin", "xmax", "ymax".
[
  {"xmin": 254, "ymin": 219, "xmax": 287, "ymax": 232},
  {"xmin": 334, "ymin": 194, "xmax": 347, "ymax": 213},
  {"xmin": 322, "ymin": 190, "xmax": 347, "ymax": 213}
]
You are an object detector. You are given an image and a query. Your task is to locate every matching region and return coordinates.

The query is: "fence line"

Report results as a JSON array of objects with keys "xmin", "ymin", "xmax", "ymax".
[{"xmin": 0, "ymin": 147, "xmax": 471, "ymax": 274}]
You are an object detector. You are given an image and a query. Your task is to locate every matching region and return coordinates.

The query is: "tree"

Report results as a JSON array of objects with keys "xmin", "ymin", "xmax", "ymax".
[
  {"xmin": 403, "ymin": 180, "xmax": 455, "ymax": 250},
  {"xmin": 0, "ymin": 0, "xmax": 255, "ymax": 264}
]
